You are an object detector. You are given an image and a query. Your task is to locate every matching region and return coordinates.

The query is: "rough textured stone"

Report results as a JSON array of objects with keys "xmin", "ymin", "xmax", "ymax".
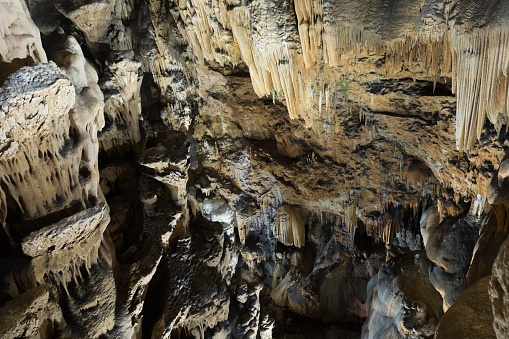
[
  {"xmin": 1, "ymin": 0, "xmax": 509, "ymax": 338},
  {"xmin": 0, "ymin": 286, "xmax": 63, "ymax": 338},
  {"xmin": 0, "ymin": 0, "xmax": 47, "ymax": 82},
  {"xmin": 423, "ymin": 213, "xmax": 480, "ymax": 311},
  {"xmin": 490, "ymin": 235, "xmax": 509, "ymax": 338},
  {"xmin": 436, "ymin": 276, "xmax": 496, "ymax": 339},
  {"xmin": 362, "ymin": 253, "xmax": 442, "ymax": 339}
]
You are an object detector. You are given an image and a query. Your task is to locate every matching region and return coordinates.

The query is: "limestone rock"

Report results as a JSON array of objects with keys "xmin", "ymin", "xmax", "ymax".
[
  {"xmin": 99, "ymin": 51, "xmax": 143, "ymax": 156},
  {"xmin": 275, "ymin": 205, "xmax": 305, "ymax": 248},
  {"xmin": 271, "ymin": 254, "xmax": 370, "ymax": 323},
  {"xmin": 423, "ymin": 214, "xmax": 480, "ymax": 311},
  {"xmin": 2, "ymin": 0, "xmax": 509, "ymax": 337},
  {"xmin": 123, "ymin": 176, "xmax": 178, "ymax": 329},
  {"xmin": 21, "ymin": 202, "xmax": 110, "ymax": 288},
  {"xmin": 54, "ymin": 0, "xmax": 132, "ymax": 50},
  {"xmin": 231, "ymin": 283, "xmax": 264, "ymax": 338},
  {"xmin": 0, "ymin": 286, "xmax": 63, "ymax": 338},
  {"xmin": 202, "ymin": 198, "xmax": 235, "ymax": 225},
  {"xmin": 362, "ymin": 253, "xmax": 442, "ymax": 339},
  {"xmin": 45, "ymin": 32, "xmax": 105, "ymax": 205},
  {"xmin": 0, "ymin": 62, "xmax": 80, "ymax": 222},
  {"xmin": 490, "ymin": 234, "xmax": 509, "ymax": 339},
  {"xmin": 144, "ymin": 218, "xmax": 231, "ymax": 338},
  {"xmin": 0, "ymin": 0, "xmax": 47, "ymax": 81},
  {"xmin": 469, "ymin": 151, "xmax": 509, "ymax": 286},
  {"xmin": 99, "ymin": 163, "xmax": 136, "ymax": 197},
  {"xmin": 467, "ymin": 212, "xmax": 504, "ymax": 285},
  {"xmin": 106, "ymin": 195, "xmax": 131, "ymax": 250},
  {"xmin": 139, "ymin": 134, "xmax": 190, "ymax": 207},
  {"xmin": 139, "ymin": 174, "xmax": 182, "ymax": 238},
  {"xmin": 125, "ymin": 236, "xmax": 163, "ymax": 328},
  {"xmin": 436, "ymin": 276, "xmax": 495, "ymax": 339},
  {"xmin": 61, "ymin": 240, "xmax": 117, "ymax": 338},
  {"xmin": 420, "ymin": 206, "xmax": 441, "ymax": 248},
  {"xmin": 175, "ymin": 0, "xmax": 509, "ymax": 151}
]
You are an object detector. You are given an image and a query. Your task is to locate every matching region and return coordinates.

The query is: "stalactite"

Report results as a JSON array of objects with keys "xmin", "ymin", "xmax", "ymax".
[
  {"xmin": 169, "ymin": 0, "xmax": 509, "ymax": 154},
  {"xmin": 451, "ymin": 25, "xmax": 509, "ymax": 150},
  {"xmin": 0, "ymin": 0, "xmax": 47, "ymax": 64},
  {"xmin": 275, "ymin": 205, "xmax": 305, "ymax": 247},
  {"xmin": 21, "ymin": 203, "xmax": 109, "ymax": 287},
  {"xmin": 0, "ymin": 62, "xmax": 96, "ymax": 220},
  {"xmin": 258, "ymin": 187, "xmax": 283, "ymax": 212}
]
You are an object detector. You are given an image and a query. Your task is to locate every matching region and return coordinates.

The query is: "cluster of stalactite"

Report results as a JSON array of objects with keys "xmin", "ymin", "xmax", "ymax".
[{"xmin": 173, "ymin": 0, "xmax": 509, "ymax": 151}]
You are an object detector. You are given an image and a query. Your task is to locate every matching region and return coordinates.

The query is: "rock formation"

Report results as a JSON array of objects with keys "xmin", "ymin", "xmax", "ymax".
[{"xmin": 1, "ymin": 0, "xmax": 509, "ymax": 338}]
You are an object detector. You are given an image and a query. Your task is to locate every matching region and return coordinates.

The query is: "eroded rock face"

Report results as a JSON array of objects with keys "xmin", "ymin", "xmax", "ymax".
[
  {"xmin": 2, "ymin": 0, "xmax": 509, "ymax": 338},
  {"xmin": 144, "ymin": 219, "xmax": 231, "ymax": 338},
  {"xmin": 0, "ymin": 286, "xmax": 63, "ymax": 338},
  {"xmin": 0, "ymin": 62, "xmax": 77, "ymax": 222},
  {"xmin": 99, "ymin": 51, "xmax": 143, "ymax": 156},
  {"xmin": 362, "ymin": 253, "xmax": 442, "ymax": 339},
  {"xmin": 0, "ymin": 6, "xmax": 120, "ymax": 338},
  {"xmin": 490, "ymin": 234, "xmax": 509, "ymax": 338},
  {"xmin": 21, "ymin": 202, "xmax": 109, "ymax": 287},
  {"xmin": 422, "ymin": 211, "xmax": 480, "ymax": 311},
  {"xmin": 436, "ymin": 276, "xmax": 496, "ymax": 339},
  {"xmin": 54, "ymin": 0, "xmax": 132, "ymax": 50},
  {"xmin": 60, "ymin": 240, "xmax": 118, "ymax": 338},
  {"xmin": 0, "ymin": 0, "xmax": 47, "ymax": 83}
]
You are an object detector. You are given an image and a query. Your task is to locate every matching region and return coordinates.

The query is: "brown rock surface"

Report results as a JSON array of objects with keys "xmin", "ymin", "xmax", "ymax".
[
  {"xmin": 362, "ymin": 253, "xmax": 442, "ymax": 339},
  {"xmin": 490, "ymin": 235, "xmax": 509, "ymax": 338},
  {"xmin": 436, "ymin": 276, "xmax": 496, "ymax": 339},
  {"xmin": 1, "ymin": 0, "xmax": 509, "ymax": 338},
  {"xmin": 0, "ymin": 0, "xmax": 47, "ymax": 83},
  {"xmin": 0, "ymin": 286, "xmax": 63, "ymax": 338}
]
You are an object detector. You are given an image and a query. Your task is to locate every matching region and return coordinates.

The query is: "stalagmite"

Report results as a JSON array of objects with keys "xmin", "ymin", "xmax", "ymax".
[
  {"xmin": 362, "ymin": 253, "xmax": 443, "ymax": 339},
  {"xmin": 420, "ymin": 205, "xmax": 440, "ymax": 248},
  {"xmin": 424, "ymin": 214, "xmax": 481, "ymax": 311}
]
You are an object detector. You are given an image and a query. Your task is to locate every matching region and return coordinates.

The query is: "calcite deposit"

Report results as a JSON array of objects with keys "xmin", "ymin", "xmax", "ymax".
[{"xmin": 1, "ymin": 0, "xmax": 509, "ymax": 338}]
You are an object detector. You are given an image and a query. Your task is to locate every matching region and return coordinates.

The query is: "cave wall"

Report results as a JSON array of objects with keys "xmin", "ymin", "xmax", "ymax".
[{"xmin": 0, "ymin": 0, "xmax": 509, "ymax": 338}]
